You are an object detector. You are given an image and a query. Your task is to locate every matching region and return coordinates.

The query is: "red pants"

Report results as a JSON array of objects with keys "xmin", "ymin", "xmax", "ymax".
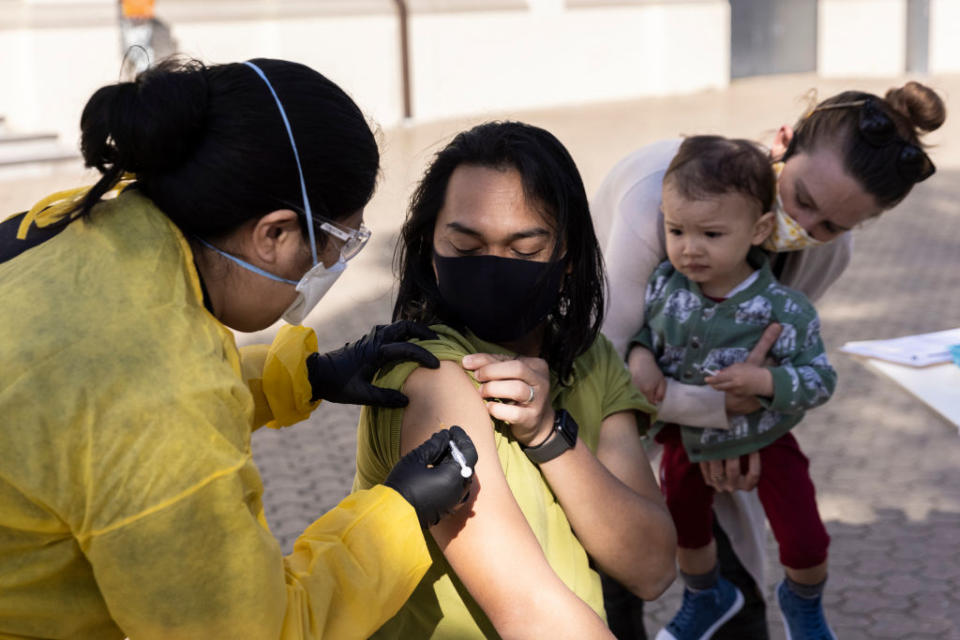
[{"xmin": 658, "ymin": 425, "xmax": 830, "ymax": 570}]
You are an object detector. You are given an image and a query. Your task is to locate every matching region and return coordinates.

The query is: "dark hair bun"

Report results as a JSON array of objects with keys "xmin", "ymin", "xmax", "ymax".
[
  {"xmin": 80, "ymin": 59, "xmax": 209, "ymax": 175},
  {"xmin": 885, "ymin": 81, "xmax": 946, "ymax": 133}
]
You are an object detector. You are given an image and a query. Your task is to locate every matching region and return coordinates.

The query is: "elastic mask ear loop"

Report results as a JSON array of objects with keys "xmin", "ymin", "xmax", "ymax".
[
  {"xmin": 242, "ymin": 61, "xmax": 318, "ymax": 268},
  {"xmin": 194, "ymin": 237, "xmax": 299, "ymax": 285}
]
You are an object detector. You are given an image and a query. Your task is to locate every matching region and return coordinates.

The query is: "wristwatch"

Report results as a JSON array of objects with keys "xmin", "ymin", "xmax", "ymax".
[{"xmin": 523, "ymin": 409, "xmax": 579, "ymax": 464}]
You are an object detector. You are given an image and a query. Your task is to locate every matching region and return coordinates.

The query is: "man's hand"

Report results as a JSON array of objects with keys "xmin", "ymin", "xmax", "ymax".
[
  {"xmin": 627, "ymin": 346, "xmax": 667, "ymax": 404},
  {"xmin": 462, "ymin": 353, "xmax": 555, "ymax": 447}
]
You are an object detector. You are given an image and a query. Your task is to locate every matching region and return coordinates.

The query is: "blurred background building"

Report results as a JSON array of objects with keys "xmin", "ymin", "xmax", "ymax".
[{"xmin": 0, "ymin": 0, "xmax": 958, "ymax": 168}]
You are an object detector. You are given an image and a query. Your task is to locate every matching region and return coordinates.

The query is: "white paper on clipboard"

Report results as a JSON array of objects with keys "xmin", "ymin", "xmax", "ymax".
[{"xmin": 839, "ymin": 328, "xmax": 960, "ymax": 368}]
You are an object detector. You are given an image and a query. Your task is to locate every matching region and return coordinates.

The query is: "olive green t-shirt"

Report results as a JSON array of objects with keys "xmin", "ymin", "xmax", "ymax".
[{"xmin": 353, "ymin": 325, "xmax": 654, "ymax": 639}]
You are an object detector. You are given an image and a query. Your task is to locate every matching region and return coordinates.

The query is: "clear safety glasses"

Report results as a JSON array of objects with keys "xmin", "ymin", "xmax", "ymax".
[{"xmin": 316, "ymin": 217, "xmax": 371, "ymax": 262}]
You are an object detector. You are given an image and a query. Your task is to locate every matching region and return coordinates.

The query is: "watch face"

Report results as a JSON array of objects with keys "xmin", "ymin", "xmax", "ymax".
[{"xmin": 557, "ymin": 409, "xmax": 578, "ymax": 446}]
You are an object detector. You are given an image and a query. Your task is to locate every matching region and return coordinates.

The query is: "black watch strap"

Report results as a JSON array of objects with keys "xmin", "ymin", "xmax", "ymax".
[{"xmin": 523, "ymin": 409, "xmax": 578, "ymax": 464}]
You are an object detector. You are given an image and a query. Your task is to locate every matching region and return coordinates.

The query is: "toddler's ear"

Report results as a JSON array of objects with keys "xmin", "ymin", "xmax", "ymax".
[{"xmin": 752, "ymin": 211, "xmax": 775, "ymax": 245}]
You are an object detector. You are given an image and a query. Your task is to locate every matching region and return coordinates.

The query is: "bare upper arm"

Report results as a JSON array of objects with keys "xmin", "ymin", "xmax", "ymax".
[
  {"xmin": 399, "ymin": 359, "xmax": 494, "ymax": 457},
  {"xmin": 399, "ymin": 360, "xmax": 576, "ymax": 626},
  {"xmin": 400, "ymin": 360, "xmax": 536, "ymax": 548}
]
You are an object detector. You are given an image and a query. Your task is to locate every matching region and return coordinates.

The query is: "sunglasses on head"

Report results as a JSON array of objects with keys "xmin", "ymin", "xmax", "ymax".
[{"xmin": 814, "ymin": 98, "xmax": 936, "ymax": 184}]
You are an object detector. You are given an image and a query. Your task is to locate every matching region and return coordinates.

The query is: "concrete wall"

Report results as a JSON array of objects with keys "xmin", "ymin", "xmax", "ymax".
[
  {"xmin": 2, "ymin": 0, "xmax": 959, "ymax": 153},
  {"xmin": 408, "ymin": 1, "xmax": 730, "ymax": 120},
  {"xmin": 172, "ymin": 14, "xmax": 401, "ymax": 136},
  {"xmin": 818, "ymin": 0, "xmax": 907, "ymax": 77},
  {"xmin": 0, "ymin": 18, "xmax": 119, "ymax": 149},
  {"xmin": 929, "ymin": 0, "xmax": 960, "ymax": 74},
  {"xmin": 0, "ymin": 1, "xmax": 401, "ymax": 149},
  {"xmin": 0, "ymin": 0, "xmax": 730, "ymax": 150}
]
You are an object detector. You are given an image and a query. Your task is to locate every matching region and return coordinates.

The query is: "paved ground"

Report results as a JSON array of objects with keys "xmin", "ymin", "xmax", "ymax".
[{"xmin": 5, "ymin": 72, "xmax": 959, "ymax": 639}]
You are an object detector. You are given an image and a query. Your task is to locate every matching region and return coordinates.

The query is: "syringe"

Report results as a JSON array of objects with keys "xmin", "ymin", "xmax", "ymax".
[{"xmin": 448, "ymin": 441, "xmax": 473, "ymax": 478}]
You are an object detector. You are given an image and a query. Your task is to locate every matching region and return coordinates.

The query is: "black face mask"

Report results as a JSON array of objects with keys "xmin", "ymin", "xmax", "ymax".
[{"xmin": 433, "ymin": 251, "xmax": 566, "ymax": 343}]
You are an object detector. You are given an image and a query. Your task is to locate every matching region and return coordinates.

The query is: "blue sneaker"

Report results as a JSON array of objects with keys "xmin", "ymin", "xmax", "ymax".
[
  {"xmin": 776, "ymin": 580, "xmax": 837, "ymax": 640},
  {"xmin": 656, "ymin": 576, "xmax": 744, "ymax": 640}
]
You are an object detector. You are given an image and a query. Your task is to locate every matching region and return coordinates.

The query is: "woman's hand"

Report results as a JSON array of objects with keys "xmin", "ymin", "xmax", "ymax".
[
  {"xmin": 385, "ymin": 426, "xmax": 478, "ymax": 528},
  {"xmin": 627, "ymin": 346, "xmax": 666, "ymax": 404},
  {"xmin": 306, "ymin": 321, "xmax": 440, "ymax": 407},
  {"xmin": 699, "ymin": 325, "xmax": 778, "ymax": 490},
  {"xmin": 722, "ymin": 322, "xmax": 782, "ymax": 416},
  {"xmin": 699, "ymin": 452, "xmax": 761, "ymax": 492},
  {"xmin": 461, "ymin": 353, "xmax": 554, "ymax": 447}
]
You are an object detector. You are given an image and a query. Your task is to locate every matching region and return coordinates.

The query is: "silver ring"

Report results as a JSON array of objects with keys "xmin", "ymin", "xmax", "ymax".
[
  {"xmin": 526, "ymin": 384, "xmax": 536, "ymax": 404},
  {"xmin": 712, "ymin": 474, "xmax": 724, "ymax": 483}
]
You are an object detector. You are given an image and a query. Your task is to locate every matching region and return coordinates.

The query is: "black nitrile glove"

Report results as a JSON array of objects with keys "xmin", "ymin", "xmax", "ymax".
[
  {"xmin": 306, "ymin": 321, "xmax": 440, "ymax": 407},
  {"xmin": 385, "ymin": 426, "xmax": 478, "ymax": 529}
]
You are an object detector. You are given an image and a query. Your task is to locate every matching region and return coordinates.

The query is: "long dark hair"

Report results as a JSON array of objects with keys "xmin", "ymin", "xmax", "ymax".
[
  {"xmin": 78, "ymin": 57, "xmax": 379, "ymax": 243},
  {"xmin": 784, "ymin": 81, "xmax": 945, "ymax": 210},
  {"xmin": 393, "ymin": 121, "xmax": 604, "ymax": 382}
]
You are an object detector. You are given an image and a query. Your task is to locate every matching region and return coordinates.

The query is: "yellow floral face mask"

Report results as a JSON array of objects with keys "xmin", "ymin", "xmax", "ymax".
[{"xmin": 762, "ymin": 162, "xmax": 825, "ymax": 253}]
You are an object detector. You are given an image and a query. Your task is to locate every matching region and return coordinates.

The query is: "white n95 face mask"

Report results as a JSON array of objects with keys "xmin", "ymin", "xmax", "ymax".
[
  {"xmin": 281, "ymin": 218, "xmax": 370, "ymax": 324},
  {"xmin": 281, "ymin": 257, "xmax": 347, "ymax": 325},
  {"xmin": 194, "ymin": 238, "xmax": 348, "ymax": 326}
]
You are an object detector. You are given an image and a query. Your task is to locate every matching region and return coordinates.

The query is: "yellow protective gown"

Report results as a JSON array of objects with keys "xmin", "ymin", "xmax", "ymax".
[{"xmin": 0, "ymin": 189, "xmax": 431, "ymax": 639}]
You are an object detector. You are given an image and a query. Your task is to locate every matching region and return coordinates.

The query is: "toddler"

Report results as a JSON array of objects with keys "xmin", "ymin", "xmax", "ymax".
[{"xmin": 631, "ymin": 136, "xmax": 838, "ymax": 640}]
